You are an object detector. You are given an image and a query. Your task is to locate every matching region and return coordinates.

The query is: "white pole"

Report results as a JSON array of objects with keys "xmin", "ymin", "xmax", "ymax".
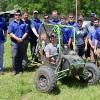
[{"xmin": 76, "ymin": 0, "xmax": 77, "ymax": 21}]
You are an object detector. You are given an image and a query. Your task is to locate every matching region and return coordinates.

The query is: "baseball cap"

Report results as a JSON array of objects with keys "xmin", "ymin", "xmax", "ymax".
[
  {"xmin": 90, "ymin": 13, "xmax": 96, "ymax": 17},
  {"xmin": 33, "ymin": 10, "xmax": 38, "ymax": 14},
  {"xmin": 44, "ymin": 14, "xmax": 49, "ymax": 19},
  {"xmin": 77, "ymin": 17, "xmax": 83, "ymax": 22},
  {"xmin": 49, "ymin": 33, "xmax": 56, "ymax": 38}
]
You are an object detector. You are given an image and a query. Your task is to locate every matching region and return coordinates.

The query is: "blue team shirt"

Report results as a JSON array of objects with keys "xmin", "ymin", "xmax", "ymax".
[
  {"xmin": 67, "ymin": 21, "xmax": 78, "ymax": 28},
  {"xmin": 31, "ymin": 18, "xmax": 42, "ymax": 33},
  {"xmin": 88, "ymin": 27, "xmax": 96, "ymax": 46},
  {"xmin": 8, "ymin": 20, "xmax": 28, "ymax": 41},
  {"xmin": 0, "ymin": 17, "xmax": 7, "ymax": 43},
  {"xmin": 50, "ymin": 19, "xmax": 61, "ymax": 24},
  {"xmin": 23, "ymin": 19, "xmax": 37, "ymax": 41},
  {"xmin": 62, "ymin": 27, "xmax": 73, "ymax": 44},
  {"xmin": 95, "ymin": 27, "xmax": 100, "ymax": 48}
]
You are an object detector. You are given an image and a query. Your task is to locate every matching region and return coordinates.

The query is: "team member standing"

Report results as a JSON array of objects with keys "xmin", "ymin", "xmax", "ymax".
[
  {"xmin": 61, "ymin": 15, "xmax": 73, "ymax": 50},
  {"xmin": 43, "ymin": 14, "xmax": 51, "ymax": 24},
  {"xmin": 50, "ymin": 10, "xmax": 61, "ymax": 24},
  {"xmin": 75, "ymin": 18, "xmax": 87, "ymax": 57},
  {"xmin": 88, "ymin": 18, "xmax": 99, "ymax": 63},
  {"xmin": 31, "ymin": 10, "xmax": 42, "ymax": 61},
  {"xmin": 85, "ymin": 13, "xmax": 97, "ymax": 59},
  {"xmin": 94, "ymin": 18, "xmax": 100, "ymax": 65},
  {"xmin": 0, "ymin": 16, "xmax": 7, "ymax": 74},
  {"xmin": 22, "ymin": 11, "xmax": 33, "ymax": 66},
  {"xmin": 8, "ymin": 10, "xmax": 28, "ymax": 75},
  {"xmin": 67, "ymin": 13, "xmax": 77, "ymax": 27}
]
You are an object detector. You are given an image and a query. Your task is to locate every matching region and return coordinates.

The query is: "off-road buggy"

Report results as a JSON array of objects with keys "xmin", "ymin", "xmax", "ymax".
[{"xmin": 34, "ymin": 24, "xmax": 100, "ymax": 93}]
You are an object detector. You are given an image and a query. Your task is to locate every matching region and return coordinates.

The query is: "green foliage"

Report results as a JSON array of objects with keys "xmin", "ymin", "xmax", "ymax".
[{"xmin": 0, "ymin": 0, "xmax": 100, "ymax": 17}]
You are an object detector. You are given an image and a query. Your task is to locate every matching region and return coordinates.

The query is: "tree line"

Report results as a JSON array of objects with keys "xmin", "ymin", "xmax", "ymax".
[{"xmin": 0, "ymin": 0, "xmax": 100, "ymax": 17}]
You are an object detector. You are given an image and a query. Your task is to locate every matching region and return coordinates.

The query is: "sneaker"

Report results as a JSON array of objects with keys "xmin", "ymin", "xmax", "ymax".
[
  {"xmin": 0, "ymin": 71, "xmax": 4, "ymax": 75},
  {"xmin": 12, "ymin": 71, "xmax": 18, "ymax": 75}
]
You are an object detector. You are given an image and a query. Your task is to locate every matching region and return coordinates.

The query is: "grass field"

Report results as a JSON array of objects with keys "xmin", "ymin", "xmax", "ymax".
[{"xmin": 0, "ymin": 37, "xmax": 100, "ymax": 100}]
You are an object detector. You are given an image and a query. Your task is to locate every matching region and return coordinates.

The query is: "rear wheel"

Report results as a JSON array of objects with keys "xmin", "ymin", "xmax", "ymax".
[{"xmin": 80, "ymin": 63, "xmax": 100, "ymax": 85}]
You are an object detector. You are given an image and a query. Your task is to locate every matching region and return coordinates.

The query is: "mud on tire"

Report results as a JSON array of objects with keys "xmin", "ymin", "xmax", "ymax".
[
  {"xmin": 80, "ymin": 63, "xmax": 100, "ymax": 85},
  {"xmin": 35, "ymin": 66, "xmax": 56, "ymax": 93}
]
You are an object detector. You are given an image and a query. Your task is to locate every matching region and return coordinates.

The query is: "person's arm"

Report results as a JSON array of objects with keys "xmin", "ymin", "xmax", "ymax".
[
  {"xmin": 30, "ymin": 20, "xmax": 39, "ymax": 37},
  {"xmin": 85, "ymin": 35, "xmax": 88, "ymax": 51},
  {"xmin": 68, "ymin": 38, "xmax": 72, "ymax": 48},
  {"xmin": 3, "ymin": 21, "xmax": 7, "ymax": 41},
  {"xmin": 89, "ymin": 38, "xmax": 94, "ymax": 49},
  {"xmin": 22, "ymin": 25, "xmax": 28, "ymax": 40},
  {"xmin": 94, "ymin": 31, "xmax": 98, "ymax": 54},
  {"xmin": 83, "ymin": 28, "xmax": 88, "ymax": 51},
  {"xmin": 8, "ymin": 23, "xmax": 22, "ymax": 43},
  {"xmin": 94, "ymin": 40, "xmax": 98, "ymax": 54},
  {"xmin": 45, "ymin": 51, "xmax": 50, "ymax": 58},
  {"xmin": 88, "ymin": 32, "xmax": 94, "ymax": 49},
  {"xmin": 44, "ymin": 45, "xmax": 50, "ymax": 58},
  {"xmin": 31, "ymin": 27, "xmax": 39, "ymax": 38},
  {"xmin": 3, "ymin": 30, "xmax": 7, "ymax": 41},
  {"xmin": 10, "ymin": 33, "xmax": 23, "ymax": 43},
  {"xmin": 22, "ymin": 33, "xmax": 28, "ymax": 40},
  {"xmin": 68, "ymin": 29, "xmax": 73, "ymax": 49}
]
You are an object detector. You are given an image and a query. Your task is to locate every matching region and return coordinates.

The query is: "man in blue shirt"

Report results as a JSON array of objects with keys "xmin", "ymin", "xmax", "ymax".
[
  {"xmin": 88, "ymin": 18, "xmax": 98, "ymax": 63},
  {"xmin": 67, "ymin": 13, "xmax": 78, "ymax": 28},
  {"xmin": 43, "ymin": 14, "xmax": 51, "ymax": 24},
  {"xmin": 60, "ymin": 15, "xmax": 67, "ymax": 25},
  {"xmin": 8, "ymin": 10, "xmax": 28, "ymax": 75},
  {"xmin": 62, "ymin": 27, "xmax": 73, "ymax": 50},
  {"xmin": 0, "ymin": 16, "xmax": 7, "ymax": 74},
  {"xmin": 22, "ymin": 11, "xmax": 33, "ymax": 67},
  {"xmin": 50, "ymin": 10, "xmax": 61, "ymax": 24},
  {"xmin": 31, "ymin": 10, "xmax": 42, "ymax": 61},
  {"xmin": 85, "ymin": 13, "xmax": 97, "ymax": 59},
  {"xmin": 61, "ymin": 15, "xmax": 73, "ymax": 50},
  {"xmin": 94, "ymin": 18, "xmax": 100, "ymax": 65}
]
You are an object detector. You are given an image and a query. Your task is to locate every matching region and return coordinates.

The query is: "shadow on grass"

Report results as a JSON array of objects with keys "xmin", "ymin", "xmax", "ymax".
[
  {"xmin": 50, "ymin": 86, "xmax": 61, "ymax": 95},
  {"xmin": 24, "ymin": 65, "xmax": 39, "ymax": 72},
  {"xmin": 60, "ymin": 76, "xmax": 88, "ymax": 89},
  {"xmin": 4, "ymin": 64, "xmax": 39, "ymax": 73},
  {"xmin": 4, "ymin": 66, "xmax": 12, "ymax": 72}
]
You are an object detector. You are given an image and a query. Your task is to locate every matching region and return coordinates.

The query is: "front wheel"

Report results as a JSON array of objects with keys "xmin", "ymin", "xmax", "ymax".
[{"xmin": 35, "ymin": 66, "xmax": 56, "ymax": 92}]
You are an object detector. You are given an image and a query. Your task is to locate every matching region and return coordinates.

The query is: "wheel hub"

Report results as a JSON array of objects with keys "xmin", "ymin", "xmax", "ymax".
[{"xmin": 39, "ymin": 75, "xmax": 48, "ymax": 87}]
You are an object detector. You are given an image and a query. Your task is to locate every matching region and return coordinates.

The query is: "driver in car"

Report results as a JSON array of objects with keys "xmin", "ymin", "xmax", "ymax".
[{"xmin": 44, "ymin": 34, "xmax": 58, "ymax": 64}]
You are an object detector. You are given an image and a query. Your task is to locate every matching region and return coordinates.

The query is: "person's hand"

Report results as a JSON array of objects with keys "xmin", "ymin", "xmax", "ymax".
[
  {"xmin": 85, "ymin": 46, "xmax": 87, "ymax": 51},
  {"xmin": 17, "ymin": 38, "xmax": 23, "ymax": 43},
  {"xmin": 91, "ymin": 45, "xmax": 94, "ymax": 49},
  {"xmin": 67, "ymin": 43, "xmax": 70, "ymax": 49},
  {"xmin": 94, "ymin": 49, "xmax": 97, "ymax": 55}
]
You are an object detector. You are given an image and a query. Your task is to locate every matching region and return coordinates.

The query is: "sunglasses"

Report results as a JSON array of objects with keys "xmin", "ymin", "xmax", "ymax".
[
  {"xmin": 94, "ymin": 22, "xmax": 98, "ymax": 23},
  {"xmin": 15, "ymin": 14, "xmax": 21, "ymax": 16},
  {"xmin": 44, "ymin": 17, "xmax": 49, "ymax": 19},
  {"xmin": 69, "ymin": 16, "xmax": 74, "ymax": 18}
]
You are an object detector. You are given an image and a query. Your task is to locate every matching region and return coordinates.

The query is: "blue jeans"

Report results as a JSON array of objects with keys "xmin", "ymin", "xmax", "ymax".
[
  {"xmin": 30, "ymin": 40, "xmax": 37, "ymax": 59},
  {"xmin": 76, "ymin": 44, "xmax": 85, "ymax": 57},
  {"xmin": 0, "ymin": 43, "xmax": 4, "ymax": 72},
  {"xmin": 22, "ymin": 40, "xmax": 28, "ymax": 66},
  {"xmin": 11, "ymin": 41, "xmax": 26, "ymax": 72}
]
